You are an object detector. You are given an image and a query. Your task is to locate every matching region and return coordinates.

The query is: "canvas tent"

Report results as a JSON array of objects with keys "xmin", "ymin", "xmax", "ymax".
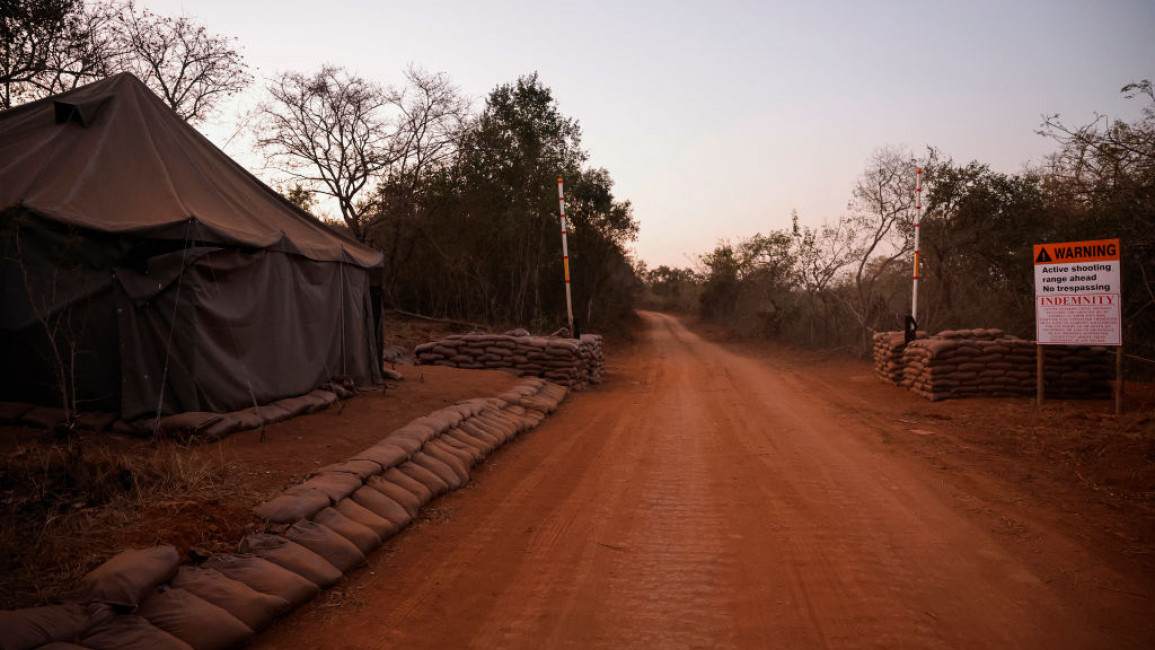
[{"xmin": 0, "ymin": 73, "xmax": 384, "ymax": 421}]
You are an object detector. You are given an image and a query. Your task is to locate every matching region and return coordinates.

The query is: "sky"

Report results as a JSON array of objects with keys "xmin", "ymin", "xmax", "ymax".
[{"xmin": 142, "ymin": 0, "xmax": 1154, "ymax": 268}]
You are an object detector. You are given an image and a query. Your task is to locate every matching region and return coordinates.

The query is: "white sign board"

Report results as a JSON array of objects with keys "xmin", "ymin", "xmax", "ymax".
[{"xmin": 1034, "ymin": 238, "xmax": 1121, "ymax": 346}]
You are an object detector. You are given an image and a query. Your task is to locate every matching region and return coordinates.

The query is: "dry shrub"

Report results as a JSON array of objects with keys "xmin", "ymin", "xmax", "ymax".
[{"xmin": 0, "ymin": 440, "xmax": 233, "ymax": 608}]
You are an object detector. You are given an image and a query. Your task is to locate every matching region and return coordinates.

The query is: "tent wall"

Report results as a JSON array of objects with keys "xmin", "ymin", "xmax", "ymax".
[
  {"xmin": 1, "ymin": 217, "xmax": 381, "ymax": 420},
  {"xmin": 117, "ymin": 249, "xmax": 381, "ymax": 420},
  {"xmin": 0, "ymin": 218, "xmax": 124, "ymax": 412}
]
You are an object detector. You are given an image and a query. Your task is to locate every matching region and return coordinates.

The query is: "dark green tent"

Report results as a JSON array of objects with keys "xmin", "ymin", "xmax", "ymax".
[{"xmin": 0, "ymin": 73, "xmax": 383, "ymax": 420}]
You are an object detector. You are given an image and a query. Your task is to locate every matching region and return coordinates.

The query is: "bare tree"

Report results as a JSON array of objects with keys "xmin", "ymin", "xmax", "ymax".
[
  {"xmin": 793, "ymin": 212, "xmax": 856, "ymax": 296},
  {"xmin": 385, "ymin": 66, "xmax": 469, "ymax": 187},
  {"xmin": 841, "ymin": 146, "xmax": 920, "ymax": 349},
  {"xmin": 27, "ymin": 0, "xmax": 120, "ymax": 96},
  {"xmin": 255, "ymin": 65, "xmax": 395, "ymax": 241},
  {"xmin": 1, "ymin": 0, "xmax": 101, "ymax": 108},
  {"xmin": 2, "ymin": 0, "xmax": 249, "ymax": 121},
  {"xmin": 107, "ymin": 1, "xmax": 250, "ymax": 123}
]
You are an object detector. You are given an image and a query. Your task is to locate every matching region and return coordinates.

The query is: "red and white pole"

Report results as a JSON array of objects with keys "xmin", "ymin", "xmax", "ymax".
[
  {"xmin": 911, "ymin": 166, "xmax": 923, "ymax": 321},
  {"xmin": 557, "ymin": 177, "xmax": 574, "ymax": 335}
]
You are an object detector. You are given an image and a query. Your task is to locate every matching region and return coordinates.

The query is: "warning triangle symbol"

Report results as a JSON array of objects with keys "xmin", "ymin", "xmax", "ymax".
[{"xmin": 1035, "ymin": 248, "xmax": 1053, "ymax": 263}]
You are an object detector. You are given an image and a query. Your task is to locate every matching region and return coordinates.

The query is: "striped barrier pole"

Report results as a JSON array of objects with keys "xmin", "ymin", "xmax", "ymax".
[
  {"xmin": 557, "ymin": 177, "xmax": 574, "ymax": 335},
  {"xmin": 911, "ymin": 166, "xmax": 923, "ymax": 323}
]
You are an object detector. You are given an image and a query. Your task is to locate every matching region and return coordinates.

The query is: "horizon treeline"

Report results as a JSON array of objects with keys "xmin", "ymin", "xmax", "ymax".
[{"xmin": 641, "ymin": 81, "xmax": 1154, "ymax": 372}]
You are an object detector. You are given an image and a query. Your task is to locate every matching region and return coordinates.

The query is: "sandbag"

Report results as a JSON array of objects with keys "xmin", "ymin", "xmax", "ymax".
[
  {"xmin": 350, "ymin": 444, "xmax": 409, "ymax": 471},
  {"xmin": 271, "ymin": 395, "xmax": 315, "ymax": 418},
  {"xmin": 413, "ymin": 410, "xmax": 462, "ymax": 433},
  {"xmin": 520, "ymin": 395, "xmax": 555, "ymax": 414},
  {"xmin": 349, "ymin": 487, "xmax": 413, "ymax": 527},
  {"xmin": 299, "ymin": 393, "xmax": 331, "ymax": 414},
  {"xmin": 0, "ymin": 603, "xmax": 90, "ymax": 650},
  {"xmin": 202, "ymin": 554, "xmax": 319, "ymax": 608},
  {"xmin": 154, "ymin": 412, "xmax": 224, "ymax": 441},
  {"xmin": 306, "ymin": 389, "xmax": 338, "ymax": 409},
  {"xmin": 468, "ymin": 415, "xmax": 510, "ymax": 445},
  {"xmin": 419, "ymin": 445, "xmax": 470, "ymax": 485},
  {"xmin": 81, "ymin": 614, "xmax": 193, "ymax": 650},
  {"xmin": 225, "ymin": 408, "xmax": 264, "ymax": 431},
  {"xmin": 411, "ymin": 451, "xmax": 465, "ymax": 489},
  {"xmin": 460, "ymin": 420, "xmax": 502, "ymax": 447},
  {"xmin": 316, "ymin": 460, "xmax": 382, "ymax": 480},
  {"xmin": 439, "ymin": 435, "xmax": 488, "ymax": 464},
  {"xmin": 0, "ymin": 402, "xmax": 33, "ymax": 425},
  {"xmin": 380, "ymin": 468, "xmax": 433, "ymax": 506},
  {"xmin": 312, "ymin": 507, "xmax": 382, "ymax": 555},
  {"xmin": 79, "ymin": 546, "xmax": 180, "ymax": 610},
  {"xmin": 366, "ymin": 475, "xmax": 423, "ymax": 516},
  {"xmin": 137, "ymin": 587, "xmax": 253, "ymax": 650},
  {"xmin": 18, "ymin": 407, "xmax": 67, "ymax": 430},
  {"xmin": 441, "ymin": 429, "xmax": 489, "ymax": 460},
  {"xmin": 441, "ymin": 431, "xmax": 487, "ymax": 457},
  {"xmin": 334, "ymin": 498, "xmax": 403, "ymax": 539},
  {"xmin": 381, "ymin": 433, "xmax": 423, "ymax": 455},
  {"xmin": 253, "ymin": 403, "xmax": 292, "ymax": 425},
  {"xmin": 252, "ymin": 488, "xmax": 330, "ymax": 523},
  {"xmin": 75, "ymin": 411, "xmax": 118, "ymax": 432},
  {"xmin": 199, "ymin": 416, "xmax": 243, "ymax": 442},
  {"xmin": 283, "ymin": 521, "xmax": 365, "ymax": 573},
  {"xmin": 322, "ymin": 382, "xmax": 353, "ymax": 399},
  {"xmin": 391, "ymin": 423, "xmax": 438, "ymax": 443},
  {"xmin": 297, "ymin": 472, "xmax": 362, "ymax": 503},
  {"xmin": 395, "ymin": 461, "xmax": 450, "ymax": 497},
  {"xmin": 170, "ymin": 566, "xmax": 291, "ymax": 632},
  {"xmin": 238, "ymin": 534, "xmax": 342, "ymax": 588},
  {"xmin": 486, "ymin": 410, "xmax": 523, "ymax": 434},
  {"xmin": 426, "ymin": 438, "xmax": 476, "ymax": 470}
]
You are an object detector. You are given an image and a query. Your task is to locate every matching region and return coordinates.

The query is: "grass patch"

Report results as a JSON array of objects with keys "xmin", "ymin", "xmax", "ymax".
[{"xmin": 0, "ymin": 438, "xmax": 241, "ymax": 608}]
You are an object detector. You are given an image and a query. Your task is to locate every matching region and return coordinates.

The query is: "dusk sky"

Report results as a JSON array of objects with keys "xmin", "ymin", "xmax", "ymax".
[{"xmin": 143, "ymin": 0, "xmax": 1154, "ymax": 268}]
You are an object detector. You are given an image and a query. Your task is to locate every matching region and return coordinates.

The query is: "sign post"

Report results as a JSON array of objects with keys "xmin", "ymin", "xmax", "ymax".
[{"xmin": 1033, "ymin": 238, "xmax": 1123, "ymax": 411}]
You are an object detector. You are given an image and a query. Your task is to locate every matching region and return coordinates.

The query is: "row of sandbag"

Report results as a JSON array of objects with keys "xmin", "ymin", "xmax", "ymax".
[
  {"xmin": 0, "ymin": 383, "xmax": 356, "ymax": 442},
  {"xmin": 872, "ymin": 328, "xmax": 1010, "ymax": 386},
  {"xmin": 900, "ymin": 338, "xmax": 1114, "ymax": 402},
  {"xmin": 0, "ymin": 378, "xmax": 567, "ymax": 650},
  {"xmin": 413, "ymin": 333, "xmax": 605, "ymax": 388}
]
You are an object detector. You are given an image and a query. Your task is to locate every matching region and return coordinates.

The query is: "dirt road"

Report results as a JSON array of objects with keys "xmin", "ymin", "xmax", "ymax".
[{"xmin": 255, "ymin": 311, "xmax": 1153, "ymax": 649}]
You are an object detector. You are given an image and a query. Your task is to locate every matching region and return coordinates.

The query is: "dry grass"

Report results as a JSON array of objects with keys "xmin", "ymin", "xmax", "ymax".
[{"xmin": 0, "ymin": 438, "xmax": 243, "ymax": 609}]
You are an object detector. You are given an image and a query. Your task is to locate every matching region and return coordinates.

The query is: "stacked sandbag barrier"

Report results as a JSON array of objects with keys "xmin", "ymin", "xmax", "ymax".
[
  {"xmin": 0, "ymin": 378, "xmax": 567, "ymax": 650},
  {"xmin": 900, "ymin": 337, "xmax": 1113, "ymax": 402},
  {"xmin": 871, "ymin": 331, "xmax": 927, "ymax": 385},
  {"xmin": 414, "ymin": 333, "xmax": 604, "ymax": 388}
]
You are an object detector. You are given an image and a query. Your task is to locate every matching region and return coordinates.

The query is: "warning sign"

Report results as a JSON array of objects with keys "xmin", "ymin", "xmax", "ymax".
[{"xmin": 1034, "ymin": 238, "xmax": 1121, "ymax": 345}]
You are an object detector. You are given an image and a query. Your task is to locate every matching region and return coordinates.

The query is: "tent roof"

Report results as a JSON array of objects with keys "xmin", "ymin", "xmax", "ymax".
[{"xmin": 0, "ymin": 73, "xmax": 383, "ymax": 269}]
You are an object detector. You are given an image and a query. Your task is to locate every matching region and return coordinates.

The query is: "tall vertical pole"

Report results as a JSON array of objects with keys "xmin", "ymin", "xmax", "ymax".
[
  {"xmin": 557, "ymin": 177, "xmax": 574, "ymax": 335},
  {"xmin": 911, "ymin": 166, "xmax": 922, "ymax": 321}
]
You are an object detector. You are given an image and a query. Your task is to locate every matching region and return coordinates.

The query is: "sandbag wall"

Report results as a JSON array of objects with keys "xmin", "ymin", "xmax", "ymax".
[
  {"xmin": 871, "ymin": 331, "xmax": 927, "ymax": 385},
  {"xmin": 901, "ymin": 338, "xmax": 1114, "ymax": 402},
  {"xmin": 0, "ymin": 378, "xmax": 567, "ymax": 650},
  {"xmin": 414, "ymin": 333, "xmax": 604, "ymax": 388}
]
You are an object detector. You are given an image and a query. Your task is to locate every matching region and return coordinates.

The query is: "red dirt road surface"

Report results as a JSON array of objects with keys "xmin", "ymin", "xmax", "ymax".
[{"xmin": 256, "ymin": 311, "xmax": 1154, "ymax": 649}]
